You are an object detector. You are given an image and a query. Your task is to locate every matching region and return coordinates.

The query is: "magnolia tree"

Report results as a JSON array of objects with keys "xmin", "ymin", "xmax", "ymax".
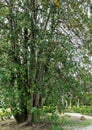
[{"xmin": 0, "ymin": 0, "xmax": 92, "ymax": 124}]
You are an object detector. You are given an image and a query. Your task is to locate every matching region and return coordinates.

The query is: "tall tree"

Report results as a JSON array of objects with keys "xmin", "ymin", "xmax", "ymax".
[{"xmin": 0, "ymin": 0, "xmax": 92, "ymax": 124}]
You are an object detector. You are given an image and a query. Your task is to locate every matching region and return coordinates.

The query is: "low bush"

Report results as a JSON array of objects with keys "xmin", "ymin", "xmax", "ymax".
[
  {"xmin": 44, "ymin": 113, "xmax": 63, "ymax": 130},
  {"xmin": 0, "ymin": 108, "xmax": 12, "ymax": 120},
  {"xmin": 72, "ymin": 106, "xmax": 92, "ymax": 116},
  {"xmin": 43, "ymin": 106, "xmax": 56, "ymax": 113}
]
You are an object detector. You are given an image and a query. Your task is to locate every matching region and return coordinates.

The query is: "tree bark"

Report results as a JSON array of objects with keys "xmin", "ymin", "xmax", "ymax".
[{"xmin": 14, "ymin": 109, "xmax": 28, "ymax": 123}]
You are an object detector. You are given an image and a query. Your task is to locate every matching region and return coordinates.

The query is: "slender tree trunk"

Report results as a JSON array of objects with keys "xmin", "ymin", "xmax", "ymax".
[
  {"xmin": 69, "ymin": 97, "xmax": 72, "ymax": 108},
  {"xmin": 77, "ymin": 98, "xmax": 80, "ymax": 108},
  {"xmin": 39, "ymin": 95, "xmax": 42, "ymax": 108}
]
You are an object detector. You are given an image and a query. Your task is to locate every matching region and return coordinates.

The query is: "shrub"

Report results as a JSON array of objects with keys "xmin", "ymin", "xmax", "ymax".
[
  {"xmin": 0, "ymin": 108, "xmax": 12, "ymax": 120},
  {"xmin": 43, "ymin": 106, "xmax": 56, "ymax": 113},
  {"xmin": 72, "ymin": 106, "xmax": 92, "ymax": 116}
]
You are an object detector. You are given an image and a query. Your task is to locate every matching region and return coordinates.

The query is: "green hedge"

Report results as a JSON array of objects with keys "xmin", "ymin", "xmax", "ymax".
[{"xmin": 72, "ymin": 106, "xmax": 92, "ymax": 116}]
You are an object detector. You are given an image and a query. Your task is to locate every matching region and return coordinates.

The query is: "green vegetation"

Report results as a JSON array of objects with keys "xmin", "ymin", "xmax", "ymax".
[
  {"xmin": 0, "ymin": 108, "xmax": 12, "ymax": 120},
  {"xmin": 70, "ymin": 106, "xmax": 92, "ymax": 116},
  {"xmin": 0, "ymin": 0, "xmax": 92, "ymax": 128}
]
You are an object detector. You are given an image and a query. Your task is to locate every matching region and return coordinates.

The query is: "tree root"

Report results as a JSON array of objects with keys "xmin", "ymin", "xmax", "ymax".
[{"xmin": 19, "ymin": 120, "xmax": 32, "ymax": 127}]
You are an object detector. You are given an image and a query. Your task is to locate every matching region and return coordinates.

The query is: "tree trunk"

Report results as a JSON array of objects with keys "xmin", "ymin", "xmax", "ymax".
[
  {"xmin": 39, "ymin": 95, "xmax": 42, "ymax": 108},
  {"xmin": 69, "ymin": 97, "xmax": 72, "ymax": 108},
  {"xmin": 14, "ymin": 110, "xmax": 28, "ymax": 123},
  {"xmin": 11, "ymin": 102, "xmax": 28, "ymax": 123},
  {"xmin": 77, "ymin": 98, "xmax": 80, "ymax": 108}
]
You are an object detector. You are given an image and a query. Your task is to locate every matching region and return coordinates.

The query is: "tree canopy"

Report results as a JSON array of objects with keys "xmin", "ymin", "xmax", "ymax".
[{"xmin": 0, "ymin": 0, "xmax": 92, "ymax": 124}]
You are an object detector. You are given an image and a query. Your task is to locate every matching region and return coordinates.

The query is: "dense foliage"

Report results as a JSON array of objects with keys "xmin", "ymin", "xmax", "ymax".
[
  {"xmin": 70, "ymin": 106, "xmax": 92, "ymax": 116},
  {"xmin": 0, "ymin": 0, "xmax": 92, "ymax": 124}
]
